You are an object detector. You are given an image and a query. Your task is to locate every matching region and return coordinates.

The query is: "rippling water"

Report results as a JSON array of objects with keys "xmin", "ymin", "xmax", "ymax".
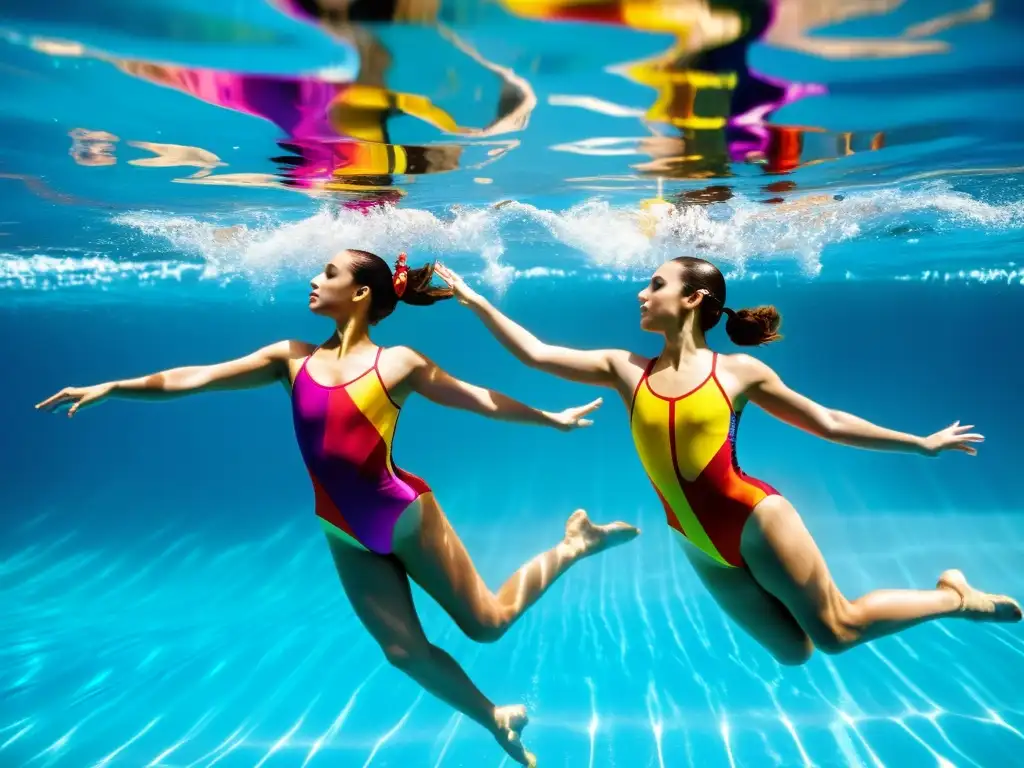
[{"xmin": 2, "ymin": 1, "xmax": 1024, "ymax": 766}]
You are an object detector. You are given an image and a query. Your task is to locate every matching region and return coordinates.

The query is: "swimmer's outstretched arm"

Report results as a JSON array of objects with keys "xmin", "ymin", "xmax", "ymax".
[
  {"xmin": 435, "ymin": 264, "xmax": 629, "ymax": 388},
  {"xmin": 395, "ymin": 346, "xmax": 601, "ymax": 431},
  {"xmin": 35, "ymin": 340, "xmax": 298, "ymax": 417},
  {"xmin": 731, "ymin": 354, "xmax": 984, "ymax": 457}
]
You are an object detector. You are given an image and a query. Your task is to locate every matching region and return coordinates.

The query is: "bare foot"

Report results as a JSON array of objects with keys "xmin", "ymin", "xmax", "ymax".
[
  {"xmin": 493, "ymin": 705, "xmax": 536, "ymax": 767},
  {"xmin": 937, "ymin": 569, "xmax": 1022, "ymax": 622},
  {"xmin": 562, "ymin": 509, "xmax": 640, "ymax": 560}
]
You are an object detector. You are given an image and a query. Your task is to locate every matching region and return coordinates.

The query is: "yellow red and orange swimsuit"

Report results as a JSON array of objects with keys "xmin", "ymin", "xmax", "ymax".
[{"xmin": 629, "ymin": 352, "xmax": 779, "ymax": 568}]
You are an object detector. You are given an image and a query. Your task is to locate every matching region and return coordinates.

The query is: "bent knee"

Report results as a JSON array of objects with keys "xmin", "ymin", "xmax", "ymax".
[
  {"xmin": 810, "ymin": 607, "xmax": 862, "ymax": 655},
  {"xmin": 772, "ymin": 637, "xmax": 815, "ymax": 666},
  {"xmin": 459, "ymin": 613, "xmax": 508, "ymax": 644},
  {"xmin": 813, "ymin": 633, "xmax": 853, "ymax": 656}
]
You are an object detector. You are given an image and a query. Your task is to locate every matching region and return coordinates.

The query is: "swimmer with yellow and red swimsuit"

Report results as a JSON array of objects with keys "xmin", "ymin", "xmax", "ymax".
[
  {"xmin": 37, "ymin": 249, "xmax": 638, "ymax": 767},
  {"xmin": 437, "ymin": 257, "xmax": 1022, "ymax": 666},
  {"xmin": 500, "ymin": 0, "xmax": 827, "ymax": 175}
]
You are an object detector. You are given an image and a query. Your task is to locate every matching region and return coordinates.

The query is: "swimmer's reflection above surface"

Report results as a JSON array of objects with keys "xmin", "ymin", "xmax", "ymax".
[
  {"xmin": 527, "ymin": 0, "xmax": 992, "ymax": 178},
  {"xmin": 69, "ymin": 129, "xmax": 226, "ymax": 177},
  {"xmin": 29, "ymin": 11, "xmax": 536, "ymax": 207}
]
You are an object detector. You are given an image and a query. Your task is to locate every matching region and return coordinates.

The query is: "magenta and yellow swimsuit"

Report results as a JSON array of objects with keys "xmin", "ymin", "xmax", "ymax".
[{"xmin": 291, "ymin": 347, "xmax": 429, "ymax": 552}]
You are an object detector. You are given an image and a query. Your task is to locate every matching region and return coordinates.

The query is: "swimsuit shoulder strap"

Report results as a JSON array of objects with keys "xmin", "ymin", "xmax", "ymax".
[
  {"xmin": 296, "ymin": 344, "xmax": 320, "ymax": 379},
  {"xmin": 372, "ymin": 346, "xmax": 401, "ymax": 410},
  {"xmin": 709, "ymin": 350, "xmax": 736, "ymax": 412},
  {"xmin": 629, "ymin": 356, "xmax": 658, "ymax": 421}
]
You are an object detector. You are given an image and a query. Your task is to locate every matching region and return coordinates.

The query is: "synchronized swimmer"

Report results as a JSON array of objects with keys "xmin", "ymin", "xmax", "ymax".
[
  {"xmin": 26, "ymin": 1, "xmax": 1014, "ymax": 765},
  {"xmin": 436, "ymin": 256, "xmax": 1021, "ymax": 666},
  {"xmin": 37, "ymin": 249, "xmax": 639, "ymax": 767},
  {"xmin": 35, "ymin": 245, "xmax": 1022, "ymax": 764}
]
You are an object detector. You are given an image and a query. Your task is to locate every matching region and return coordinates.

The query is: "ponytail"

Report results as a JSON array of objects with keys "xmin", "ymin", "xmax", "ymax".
[
  {"xmin": 393, "ymin": 253, "xmax": 453, "ymax": 307},
  {"xmin": 671, "ymin": 256, "xmax": 783, "ymax": 346},
  {"xmin": 348, "ymin": 249, "xmax": 453, "ymax": 325},
  {"xmin": 722, "ymin": 306, "xmax": 783, "ymax": 346}
]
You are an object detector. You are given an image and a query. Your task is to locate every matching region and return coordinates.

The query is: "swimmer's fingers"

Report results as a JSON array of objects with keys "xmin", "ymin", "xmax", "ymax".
[
  {"xmin": 36, "ymin": 387, "xmax": 77, "ymax": 411},
  {"xmin": 66, "ymin": 393, "xmax": 94, "ymax": 418},
  {"xmin": 433, "ymin": 262, "xmax": 461, "ymax": 296},
  {"xmin": 575, "ymin": 397, "xmax": 604, "ymax": 418},
  {"xmin": 954, "ymin": 433, "xmax": 984, "ymax": 456},
  {"xmin": 435, "ymin": 262, "xmax": 463, "ymax": 285},
  {"xmin": 37, "ymin": 384, "xmax": 111, "ymax": 416},
  {"xmin": 949, "ymin": 422, "xmax": 984, "ymax": 445},
  {"xmin": 552, "ymin": 397, "xmax": 604, "ymax": 430},
  {"xmin": 950, "ymin": 437, "xmax": 981, "ymax": 456},
  {"xmin": 434, "ymin": 263, "xmax": 479, "ymax": 306},
  {"xmin": 434, "ymin": 262, "xmax": 454, "ymax": 283},
  {"xmin": 953, "ymin": 423, "xmax": 980, "ymax": 434},
  {"xmin": 67, "ymin": 384, "xmax": 115, "ymax": 417},
  {"xmin": 928, "ymin": 422, "xmax": 984, "ymax": 456}
]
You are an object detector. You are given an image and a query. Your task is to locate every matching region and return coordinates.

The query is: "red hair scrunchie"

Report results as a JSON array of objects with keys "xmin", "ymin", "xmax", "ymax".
[{"xmin": 393, "ymin": 252, "xmax": 409, "ymax": 298}]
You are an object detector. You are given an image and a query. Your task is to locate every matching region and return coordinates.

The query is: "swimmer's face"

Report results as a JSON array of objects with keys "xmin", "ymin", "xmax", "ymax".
[
  {"xmin": 308, "ymin": 251, "xmax": 367, "ymax": 318},
  {"xmin": 637, "ymin": 261, "xmax": 701, "ymax": 333},
  {"xmin": 638, "ymin": 260, "xmax": 710, "ymax": 333}
]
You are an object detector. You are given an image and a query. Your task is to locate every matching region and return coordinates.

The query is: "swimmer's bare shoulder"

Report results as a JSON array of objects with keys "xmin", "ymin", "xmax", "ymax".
[
  {"xmin": 715, "ymin": 352, "xmax": 799, "ymax": 412},
  {"xmin": 279, "ymin": 340, "xmax": 317, "ymax": 383},
  {"xmin": 716, "ymin": 352, "xmax": 768, "ymax": 384},
  {"xmin": 605, "ymin": 349, "xmax": 654, "ymax": 396}
]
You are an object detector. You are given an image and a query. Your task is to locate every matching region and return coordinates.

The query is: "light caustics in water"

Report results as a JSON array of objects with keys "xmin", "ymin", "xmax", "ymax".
[
  {"xmin": 3, "ymin": 512, "xmax": 1024, "ymax": 765},
  {"xmin": 0, "ymin": 182, "xmax": 1021, "ymax": 295}
]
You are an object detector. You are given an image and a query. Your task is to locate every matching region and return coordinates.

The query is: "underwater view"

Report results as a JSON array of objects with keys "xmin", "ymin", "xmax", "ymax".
[{"xmin": 3, "ymin": 0, "xmax": 1024, "ymax": 766}]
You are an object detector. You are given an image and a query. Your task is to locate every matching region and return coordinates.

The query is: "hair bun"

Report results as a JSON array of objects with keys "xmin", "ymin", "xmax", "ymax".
[{"xmin": 724, "ymin": 305, "xmax": 782, "ymax": 346}]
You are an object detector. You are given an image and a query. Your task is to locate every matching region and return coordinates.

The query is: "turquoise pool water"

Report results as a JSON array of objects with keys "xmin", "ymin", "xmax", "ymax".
[{"xmin": 2, "ymin": 2, "xmax": 1024, "ymax": 766}]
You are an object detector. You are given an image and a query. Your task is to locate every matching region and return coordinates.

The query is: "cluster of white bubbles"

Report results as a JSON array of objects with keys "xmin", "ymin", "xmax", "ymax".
[{"xmin": 2, "ymin": 181, "xmax": 1021, "ymax": 294}]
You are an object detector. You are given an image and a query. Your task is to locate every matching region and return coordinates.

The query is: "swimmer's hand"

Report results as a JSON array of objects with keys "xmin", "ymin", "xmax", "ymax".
[
  {"xmin": 36, "ymin": 382, "xmax": 114, "ymax": 417},
  {"xmin": 919, "ymin": 421, "xmax": 984, "ymax": 457},
  {"xmin": 547, "ymin": 398, "xmax": 603, "ymax": 431},
  {"xmin": 435, "ymin": 263, "xmax": 482, "ymax": 308}
]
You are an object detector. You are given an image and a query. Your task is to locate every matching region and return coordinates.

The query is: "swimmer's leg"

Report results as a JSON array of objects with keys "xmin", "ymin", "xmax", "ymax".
[
  {"xmin": 393, "ymin": 495, "xmax": 638, "ymax": 644},
  {"xmin": 325, "ymin": 533, "xmax": 536, "ymax": 767},
  {"xmin": 682, "ymin": 541, "xmax": 813, "ymax": 666},
  {"xmin": 740, "ymin": 496, "xmax": 1022, "ymax": 656}
]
